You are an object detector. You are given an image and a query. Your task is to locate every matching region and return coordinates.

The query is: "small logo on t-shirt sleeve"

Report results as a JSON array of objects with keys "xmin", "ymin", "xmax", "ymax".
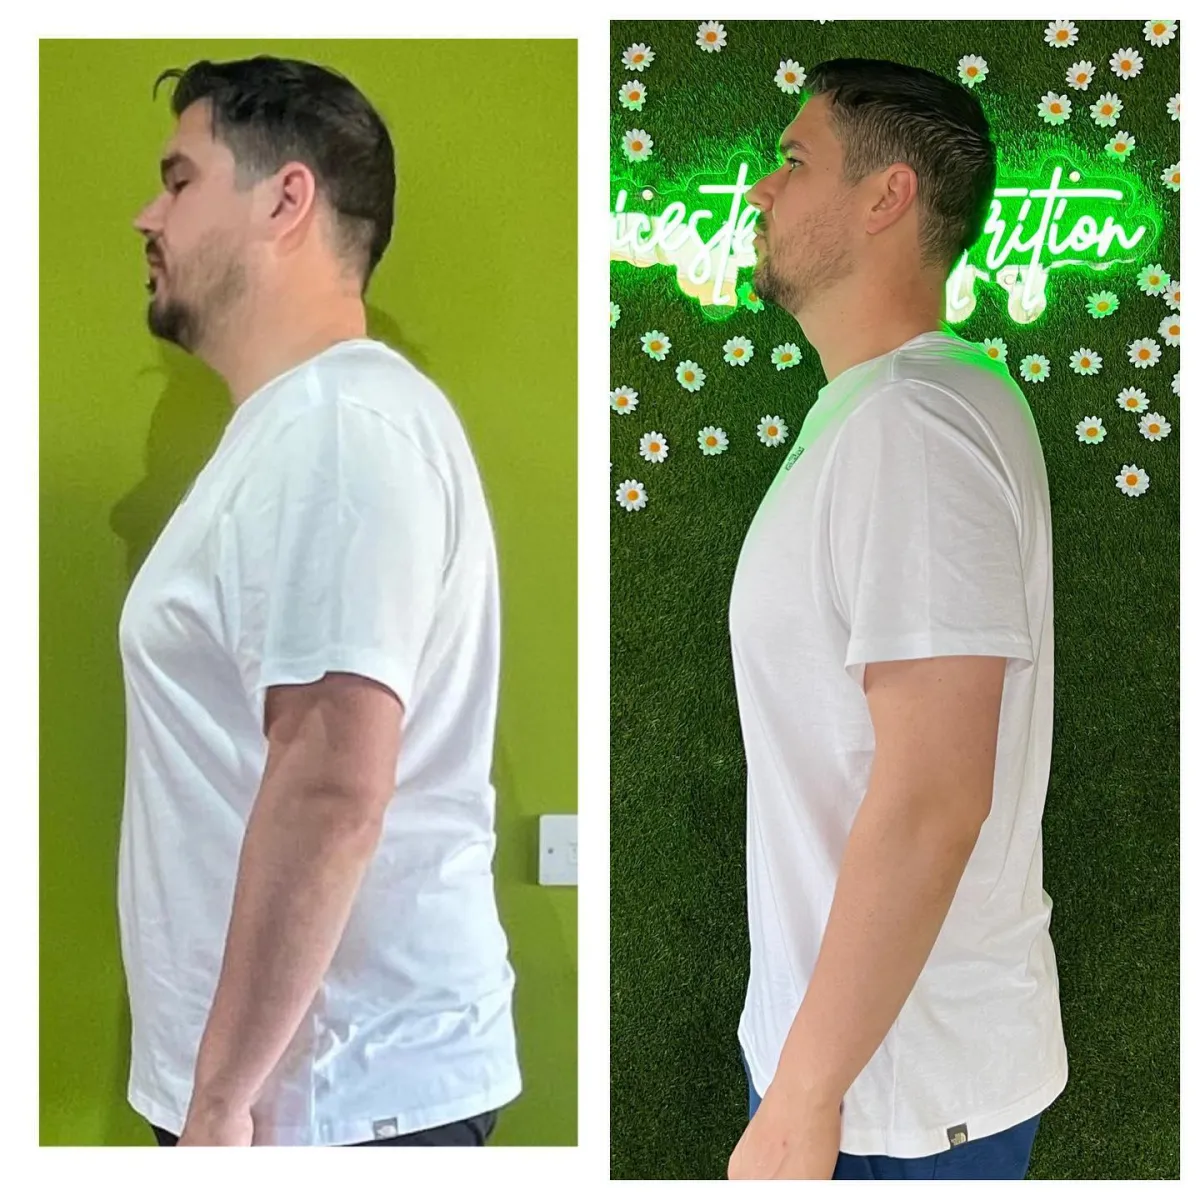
[
  {"xmin": 783, "ymin": 444, "xmax": 806, "ymax": 472},
  {"xmin": 946, "ymin": 1122, "xmax": 969, "ymax": 1147},
  {"xmin": 373, "ymin": 1117, "xmax": 399, "ymax": 1140}
]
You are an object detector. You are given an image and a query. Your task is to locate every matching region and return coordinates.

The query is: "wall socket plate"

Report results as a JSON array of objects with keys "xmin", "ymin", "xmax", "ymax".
[{"xmin": 538, "ymin": 814, "xmax": 577, "ymax": 886}]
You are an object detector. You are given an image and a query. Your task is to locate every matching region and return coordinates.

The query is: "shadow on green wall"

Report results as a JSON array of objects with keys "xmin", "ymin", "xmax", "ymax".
[
  {"xmin": 109, "ymin": 306, "xmax": 430, "ymax": 577},
  {"xmin": 96, "ymin": 303, "xmax": 574, "ymax": 1145}
]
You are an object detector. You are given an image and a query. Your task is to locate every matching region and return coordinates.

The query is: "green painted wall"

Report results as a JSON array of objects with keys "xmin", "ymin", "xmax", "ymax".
[{"xmin": 40, "ymin": 38, "xmax": 577, "ymax": 1147}]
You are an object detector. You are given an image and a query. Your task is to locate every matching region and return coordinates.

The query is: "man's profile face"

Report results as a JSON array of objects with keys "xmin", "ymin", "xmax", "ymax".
[
  {"xmin": 747, "ymin": 93, "xmax": 856, "ymax": 316},
  {"xmin": 132, "ymin": 100, "xmax": 254, "ymax": 353}
]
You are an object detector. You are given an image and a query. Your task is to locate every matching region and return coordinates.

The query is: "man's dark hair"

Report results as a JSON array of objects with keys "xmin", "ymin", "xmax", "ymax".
[
  {"xmin": 805, "ymin": 58, "xmax": 996, "ymax": 275},
  {"xmin": 152, "ymin": 56, "xmax": 395, "ymax": 295}
]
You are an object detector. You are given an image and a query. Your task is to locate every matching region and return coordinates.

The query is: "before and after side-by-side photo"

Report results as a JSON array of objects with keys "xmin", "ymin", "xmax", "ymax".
[{"xmin": 36, "ymin": 14, "xmax": 1179, "ymax": 1185}]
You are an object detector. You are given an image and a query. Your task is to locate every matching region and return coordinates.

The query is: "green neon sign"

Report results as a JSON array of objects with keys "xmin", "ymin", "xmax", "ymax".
[
  {"xmin": 611, "ymin": 159, "xmax": 760, "ymax": 310},
  {"xmin": 950, "ymin": 156, "xmax": 1161, "ymax": 323},
  {"xmin": 610, "ymin": 153, "xmax": 1163, "ymax": 324}
]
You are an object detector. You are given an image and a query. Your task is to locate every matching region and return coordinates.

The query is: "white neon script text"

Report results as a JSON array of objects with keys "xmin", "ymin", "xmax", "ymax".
[
  {"xmin": 611, "ymin": 163, "xmax": 1150, "ymax": 322},
  {"xmin": 610, "ymin": 163, "xmax": 757, "ymax": 307},
  {"xmin": 950, "ymin": 165, "xmax": 1149, "ymax": 322}
]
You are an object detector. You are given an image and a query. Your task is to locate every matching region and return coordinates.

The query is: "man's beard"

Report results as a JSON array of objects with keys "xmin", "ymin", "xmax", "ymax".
[
  {"xmin": 146, "ymin": 240, "xmax": 246, "ymax": 354},
  {"xmin": 752, "ymin": 249, "xmax": 801, "ymax": 313},
  {"xmin": 751, "ymin": 211, "xmax": 853, "ymax": 316},
  {"xmin": 147, "ymin": 278, "xmax": 201, "ymax": 350}
]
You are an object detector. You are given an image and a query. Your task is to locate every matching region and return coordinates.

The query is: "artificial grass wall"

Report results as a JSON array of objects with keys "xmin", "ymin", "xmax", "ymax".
[{"xmin": 610, "ymin": 19, "xmax": 1179, "ymax": 1180}]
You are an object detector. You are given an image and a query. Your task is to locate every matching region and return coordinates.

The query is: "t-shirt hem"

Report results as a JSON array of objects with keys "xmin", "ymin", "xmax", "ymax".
[
  {"xmin": 252, "ymin": 646, "xmax": 416, "ymax": 732},
  {"xmin": 739, "ymin": 1027, "xmax": 1068, "ymax": 1159},
  {"xmin": 839, "ymin": 1059, "xmax": 1068, "ymax": 1158},
  {"xmin": 845, "ymin": 631, "xmax": 1035, "ymax": 672},
  {"xmin": 128, "ymin": 1073, "xmax": 523, "ymax": 1147}
]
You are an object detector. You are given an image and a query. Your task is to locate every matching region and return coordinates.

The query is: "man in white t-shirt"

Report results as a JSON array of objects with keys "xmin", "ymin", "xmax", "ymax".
[
  {"xmin": 726, "ymin": 59, "xmax": 1068, "ymax": 1180},
  {"xmin": 122, "ymin": 55, "xmax": 520, "ymax": 1147}
]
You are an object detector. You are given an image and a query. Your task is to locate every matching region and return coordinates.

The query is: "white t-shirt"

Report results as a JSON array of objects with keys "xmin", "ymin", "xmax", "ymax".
[
  {"xmin": 729, "ymin": 326, "xmax": 1069, "ymax": 1158},
  {"xmin": 117, "ymin": 337, "xmax": 521, "ymax": 1146}
]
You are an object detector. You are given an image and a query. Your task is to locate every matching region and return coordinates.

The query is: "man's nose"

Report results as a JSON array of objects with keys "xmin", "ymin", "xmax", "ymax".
[
  {"xmin": 747, "ymin": 174, "xmax": 772, "ymax": 212},
  {"xmin": 132, "ymin": 194, "xmax": 163, "ymax": 237}
]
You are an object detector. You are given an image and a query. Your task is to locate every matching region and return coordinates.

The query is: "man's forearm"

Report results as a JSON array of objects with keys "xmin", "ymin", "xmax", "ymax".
[
  {"xmin": 772, "ymin": 785, "xmax": 985, "ymax": 1109},
  {"xmin": 189, "ymin": 780, "xmax": 383, "ymax": 1117}
]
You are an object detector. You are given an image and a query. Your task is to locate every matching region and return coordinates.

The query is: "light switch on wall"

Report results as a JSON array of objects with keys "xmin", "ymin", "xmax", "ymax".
[{"xmin": 538, "ymin": 814, "xmax": 577, "ymax": 886}]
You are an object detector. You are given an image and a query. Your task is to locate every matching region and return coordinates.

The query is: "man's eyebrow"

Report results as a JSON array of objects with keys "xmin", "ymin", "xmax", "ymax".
[
  {"xmin": 779, "ymin": 138, "xmax": 812, "ymax": 157},
  {"xmin": 159, "ymin": 151, "xmax": 197, "ymax": 182}
]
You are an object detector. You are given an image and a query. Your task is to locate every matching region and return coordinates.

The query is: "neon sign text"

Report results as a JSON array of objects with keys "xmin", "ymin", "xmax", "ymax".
[
  {"xmin": 611, "ymin": 162, "xmax": 1156, "ymax": 323},
  {"xmin": 948, "ymin": 165, "xmax": 1150, "ymax": 323},
  {"xmin": 610, "ymin": 163, "xmax": 757, "ymax": 307}
]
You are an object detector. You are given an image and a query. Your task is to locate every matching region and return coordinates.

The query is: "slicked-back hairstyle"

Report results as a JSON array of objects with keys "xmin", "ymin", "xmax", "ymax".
[
  {"xmin": 152, "ymin": 55, "xmax": 395, "ymax": 295},
  {"xmin": 805, "ymin": 58, "xmax": 996, "ymax": 275}
]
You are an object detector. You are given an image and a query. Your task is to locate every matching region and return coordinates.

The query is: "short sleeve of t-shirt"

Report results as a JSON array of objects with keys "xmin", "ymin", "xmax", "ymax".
[
  {"xmin": 226, "ymin": 398, "xmax": 448, "ymax": 734},
  {"xmin": 823, "ymin": 381, "xmax": 1034, "ymax": 687}
]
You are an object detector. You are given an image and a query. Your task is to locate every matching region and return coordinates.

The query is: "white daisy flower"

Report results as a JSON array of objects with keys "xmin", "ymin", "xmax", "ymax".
[
  {"xmin": 622, "ymin": 43, "xmax": 655, "ymax": 72},
  {"xmin": 1090, "ymin": 92, "xmax": 1122, "ymax": 126},
  {"xmin": 1139, "ymin": 412, "xmax": 1171, "ymax": 441},
  {"xmin": 616, "ymin": 479, "xmax": 648, "ymax": 511},
  {"xmin": 1167, "ymin": 92, "xmax": 1180, "ymax": 122},
  {"xmin": 1038, "ymin": 92, "xmax": 1072, "ymax": 124},
  {"xmin": 1137, "ymin": 263, "xmax": 1169, "ymax": 294},
  {"xmin": 1144, "ymin": 20, "xmax": 1177, "ymax": 48},
  {"xmin": 1069, "ymin": 347, "xmax": 1102, "ymax": 375},
  {"xmin": 979, "ymin": 336, "xmax": 1007, "ymax": 362},
  {"xmin": 1087, "ymin": 290, "xmax": 1120, "ymax": 319},
  {"xmin": 623, "ymin": 129, "xmax": 653, "ymax": 161},
  {"xmin": 757, "ymin": 416, "xmax": 789, "ymax": 447},
  {"xmin": 1117, "ymin": 386, "xmax": 1149, "ymax": 413},
  {"xmin": 639, "ymin": 431, "xmax": 669, "ymax": 463},
  {"xmin": 618, "ymin": 80, "xmax": 647, "ymax": 111},
  {"xmin": 1158, "ymin": 313, "xmax": 1180, "ymax": 346},
  {"xmin": 1163, "ymin": 278, "xmax": 1180, "ymax": 310},
  {"xmin": 1105, "ymin": 131, "xmax": 1135, "ymax": 159},
  {"xmin": 1171, "ymin": 371, "xmax": 1179, "ymax": 396},
  {"xmin": 1110, "ymin": 47, "xmax": 1144, "ymax": 80},
  {"xmin": 610, "ymin": 301, "xmax": 621, "ymax": 329},
  {"xmin": 957, "ymin": 55, "xmax": 988, "ymax": 88},
  {"xmin": 1076, "ymin": 417, "xmax": 1106, "ymax": 444},
  {"xmin": 1115, "ymin": 464, "xmax": 1149, "ymax": 497},
  {"xmin": 723, "ymin": 336, "xmax": 754, "ymax": 366},
  {"xmin": 1066, "ymin": 60, "xmax": 1095, "ymax": 90},
  {"xmin": 676, "ymin": 361, "xmax": 706, "ymax": 391},
  {"xmin": 1019, "ymin": 353, "xmax": 1050, "ymax": 383},
  {"xmin": 1045, "ymin": 20, "xmax": 1079, "ymax": 49},
  {"xmin": 775, "ymin": 60, "xmax": 806, "ymax": 94},
  {"xmin": 771, "ymin": 343, "xmax": 802, "ymax": 370},
  {"xmin": 698, "ymin": 425, "xmax": 729, "ymax": 455},
  {"xmin": 610, "ymin": 385, "xmax": 639, "ymax": 414},
  {"xmin": 1128, "ymin": 337, "xmax": 1162, "ymax": 369},
  {"xmin": 1162, "ymin": 161, "xmax": 1180, "ymax": 192},
  {"xmin": 641, "ymin": 329, "xmax": 671, "ymax": 360},
  {"xmin": 696, "ymin": 21, "xmax": 727, "ymax": 52}
]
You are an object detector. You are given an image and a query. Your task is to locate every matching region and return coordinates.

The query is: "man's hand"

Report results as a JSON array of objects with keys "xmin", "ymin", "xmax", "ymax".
[
  {"xmin": 176, "ymin": 1095, "xmax": 255, "ymax": 1146},
  {"xmin": 727, "ymin": 1088, "xmax": 842, "ymax": 1180}
]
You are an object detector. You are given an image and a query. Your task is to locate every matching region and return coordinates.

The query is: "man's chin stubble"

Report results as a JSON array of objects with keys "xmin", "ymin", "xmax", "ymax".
[{"xmin": 752, "ymin": 262, "xmax": 799, "ymax": 315}]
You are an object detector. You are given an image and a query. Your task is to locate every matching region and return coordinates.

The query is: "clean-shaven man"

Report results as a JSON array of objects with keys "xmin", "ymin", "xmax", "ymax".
[
  {"xmin": 727, "ymin": 58, "xmax": 1068, "ymax": 1180},
  {"xmin": 122, "ymin": 55, "xmax": 520, "ymax": 1146}
]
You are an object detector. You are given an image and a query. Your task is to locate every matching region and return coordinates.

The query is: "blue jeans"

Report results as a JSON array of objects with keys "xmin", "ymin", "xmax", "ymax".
[{"xmin": 743, "ymin": 1056, "xmax": 1041, "ymax": 1179}]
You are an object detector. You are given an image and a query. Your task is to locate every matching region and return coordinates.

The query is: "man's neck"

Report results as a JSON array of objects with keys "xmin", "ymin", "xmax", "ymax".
[
  {"xmin": 793, "ymin": 275, "xmax": 946, "ymax": 385},
  {"xmin": 210, "ymin": 306, "xmax": 369, "ymax": 410}
]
